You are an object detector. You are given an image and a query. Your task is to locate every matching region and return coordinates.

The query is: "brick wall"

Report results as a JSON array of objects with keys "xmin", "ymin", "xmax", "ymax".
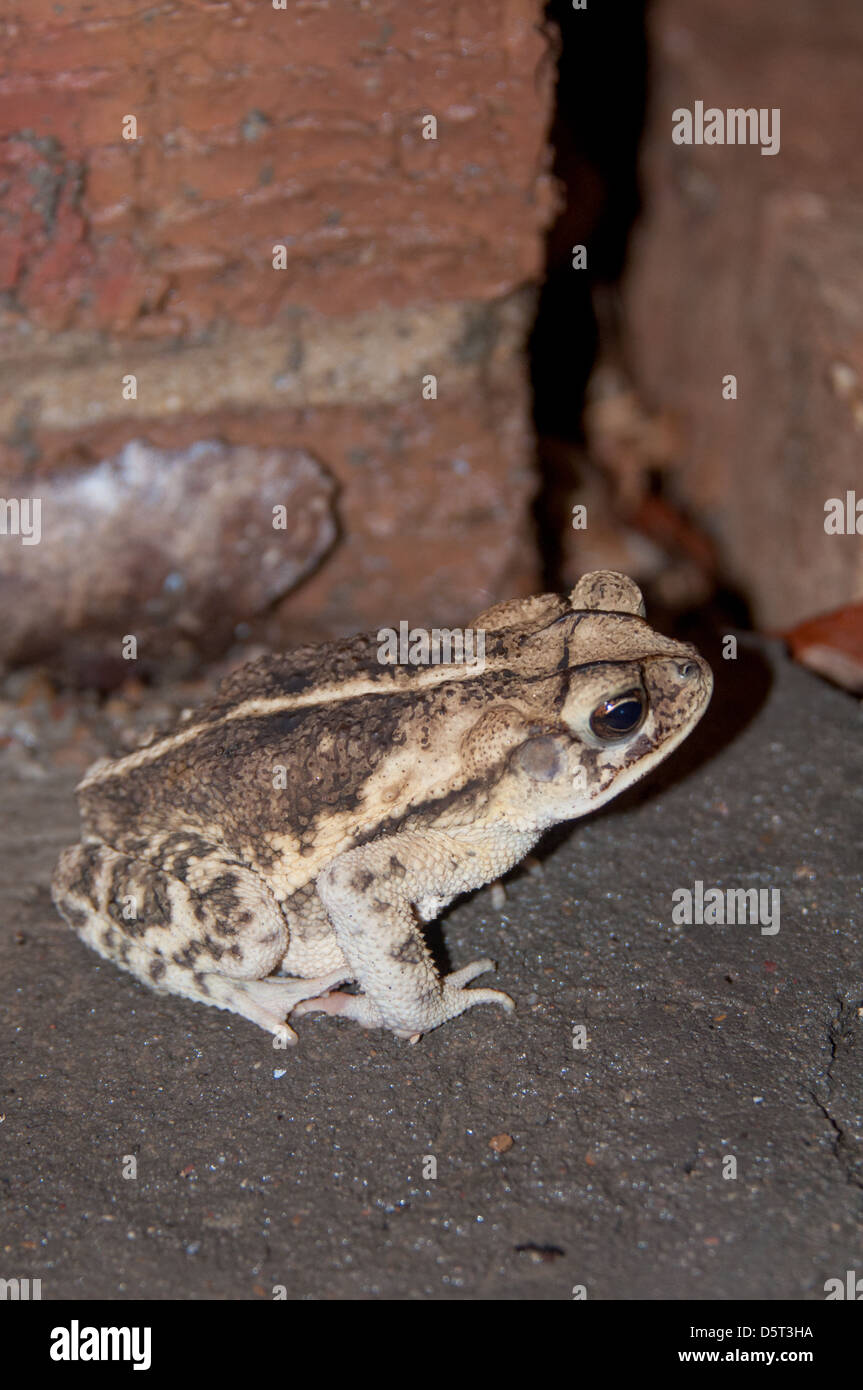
[
  {"xmin": 622, "ymin": 0, "xmax": 863, "ymax": 630},
  {"xmin": 0, "ymin": 0, "xmax": 558, "ymax": 680}
]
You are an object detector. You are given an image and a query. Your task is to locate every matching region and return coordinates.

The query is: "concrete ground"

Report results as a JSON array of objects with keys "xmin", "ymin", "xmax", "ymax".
[{"xmin": 1, "ymin": 636, "xmax": 861, "ymax": 1300}]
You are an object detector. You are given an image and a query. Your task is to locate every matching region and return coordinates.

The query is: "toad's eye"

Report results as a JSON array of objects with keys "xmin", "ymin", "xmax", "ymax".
[{"xmin": 589, "ymin": 689, "xmax": 647, "ymax": 741}]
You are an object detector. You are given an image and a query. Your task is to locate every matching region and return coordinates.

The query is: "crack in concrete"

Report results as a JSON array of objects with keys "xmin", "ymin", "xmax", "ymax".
[{"xmin": 809, "ymin": 996, "xmax": 863, "ymax": 1190}]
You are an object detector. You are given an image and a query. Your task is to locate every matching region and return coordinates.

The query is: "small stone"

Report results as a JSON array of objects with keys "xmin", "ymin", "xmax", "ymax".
[{"xmin": 489, "ymin": 1133, "xmax": 513, "ymax": 1153}]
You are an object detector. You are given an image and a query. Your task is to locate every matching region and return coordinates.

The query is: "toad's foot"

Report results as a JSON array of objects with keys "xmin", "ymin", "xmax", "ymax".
[
  {"xmin": 211, "ymin": 968, "xmax": 351, "ymax": 1044},
  {"xmin": 293, "ymin": 958, "xmax": 514, "ymax": 1041}
]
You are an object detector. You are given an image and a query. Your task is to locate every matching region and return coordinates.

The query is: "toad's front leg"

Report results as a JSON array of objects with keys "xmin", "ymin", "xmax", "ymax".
[{"xmin": 294, "ymin": 828, "xmax": 523, "ymax": 1039}]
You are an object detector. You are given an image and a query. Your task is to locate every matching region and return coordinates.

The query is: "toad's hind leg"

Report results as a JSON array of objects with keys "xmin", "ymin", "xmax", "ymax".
[
  {"xmin": 278, "ymin": 881, "xmax": 348, "ymax": 978},
  {"xmin": 52, "ymin": 842, "xmax": 346, "ymax": 1042}
]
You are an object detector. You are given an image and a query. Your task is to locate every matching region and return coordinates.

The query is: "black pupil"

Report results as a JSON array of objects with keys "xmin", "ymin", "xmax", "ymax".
[{"xmin": 600, "ymin": 697, "xmax": 642, "ymax": 733}]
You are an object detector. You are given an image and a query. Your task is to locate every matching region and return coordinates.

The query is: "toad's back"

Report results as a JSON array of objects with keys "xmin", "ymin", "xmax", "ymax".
[{"xmin": 73, "ymin": 628, "xmax": 562, "ymax": 873}]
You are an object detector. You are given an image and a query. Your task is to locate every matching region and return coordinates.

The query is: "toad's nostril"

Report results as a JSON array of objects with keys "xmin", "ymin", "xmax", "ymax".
[{"xmin": 677, "ymin": 660, "xmax": 699, "ymax": 679}]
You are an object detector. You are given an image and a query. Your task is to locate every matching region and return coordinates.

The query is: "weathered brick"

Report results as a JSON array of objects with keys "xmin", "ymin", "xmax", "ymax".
[
  {"xmin": 85, "ymin": 147, "xmax": 138, "ymax": 227},
  {"xmin": 0, "ymin": 0, "xmax": 553, "ymax": 330},
  {"xmin": 0, "ymin": 440, "xmax": 338, "ymax": 678},
  {"xmin": 5, "ymin": 1, "xmax": 146, "ymax": 20},
  {"xmin": 0, "ymin": 0, "xmax": 556, "ymax": 673},
  {"xmin": 624, "ymin": 0, "xmax": 863, "ymax": 626}
]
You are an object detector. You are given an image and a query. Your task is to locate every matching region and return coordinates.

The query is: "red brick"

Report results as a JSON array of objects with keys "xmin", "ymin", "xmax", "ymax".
[
  {"xmin": 6, "ymin": 21, "xmax": 140, "ymax": 74},
  {"xmin": 87, "ymin": 251, "xmax": 170, "ymax": 333},
  {"xmin": 74, "ymin": 96, "xmax": 147, "ymax": 151},
  {"xmin": 152, "ymin": 79, "xmax": 251, "ymax": 140},
  {"xmin": 0, "ymin": 2, "xmax": 553, "ymax": 357},
  {"xmin": 5, "ymin": 1, "xmax": 145, "ymax": 20},
  {"xmin": 22, "ymin": 240, "xmax": 93, "ymax": 332},
  {"xmin": 85, "ymin": 146, "xmax": 138, "ymax": 219},
  {"xmin": 625, "ymin": 0, "xmax": 863, "ymax": 626},
  {"xmin": 0, "ymin": 235, "xmax": 26, "ymax": 292},
  {"xmin": 2, "ymin": 382, "xmax": 538, "ymax": 668}
]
